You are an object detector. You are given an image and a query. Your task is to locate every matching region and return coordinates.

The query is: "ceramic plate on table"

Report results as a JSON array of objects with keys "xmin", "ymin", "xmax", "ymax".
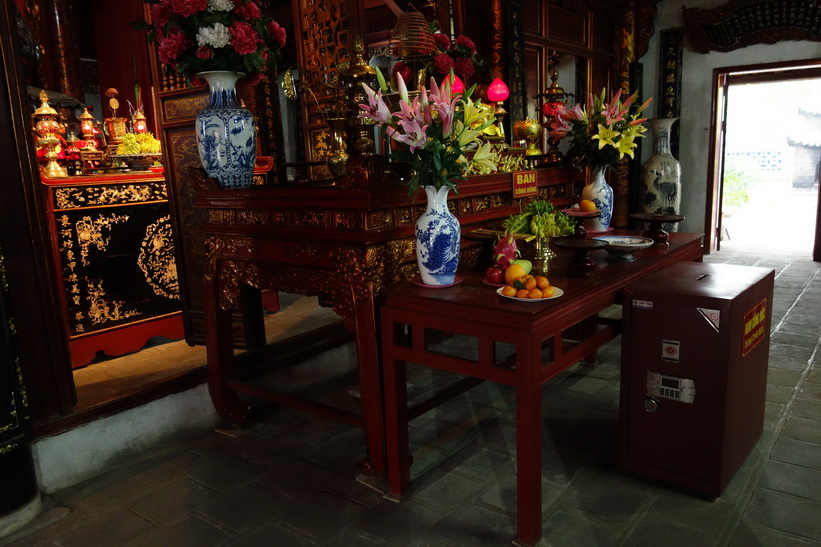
[
  {"xmin": 496, "ymin": 286, "xmax": 564, "ymax": 301},
  {"xmin": 482, "ymin": 279, "xmax": 506, "ymax": 288},
  {"xmin": 412, "ymin": 276, "xmax": 463, "ymax": 288},
  {"xmin": 562, "ymin": 208, "xmax": 601, "ymax": 218},
  {"xmin": 592, "ymin": 235, "xmax": 654, "ymax": 252}
]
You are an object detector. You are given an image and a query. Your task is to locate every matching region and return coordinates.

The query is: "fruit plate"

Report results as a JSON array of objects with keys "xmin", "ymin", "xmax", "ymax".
[{"xmin": 496, "ymin": 286, "xmax": 564, "ymax": 301}]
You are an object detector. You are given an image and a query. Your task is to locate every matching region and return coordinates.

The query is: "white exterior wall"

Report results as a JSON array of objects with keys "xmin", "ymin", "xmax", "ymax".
[{"xmin": 639, "ymin": 0, "xmax": 821, "ymax": 233}]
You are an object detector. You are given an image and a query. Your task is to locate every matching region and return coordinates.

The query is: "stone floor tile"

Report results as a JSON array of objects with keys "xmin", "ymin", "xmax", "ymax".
[
  {"xmin": 196, "ymin": 483, "xmax": 292, "ymax": 534},
  {"xmin": 478, "ymin": 471, "xmax": 563, "ymax": 514},
  {"xmin": 186, "ymin": 453, "xmax": 270, "ymax": 493},
  {"xmin": 782, "ymin": 416, "xmax": 821, "ymax": 444},
  {"xmin": 430, "ymin": 503, "xmax": 518, "ymax": 546},
  {"xmin": 728, "ymin": 520, "xmax": 819, "ymax": 547},
  {"xmin": 56, "ymin": 507, "xmax": 158, "ymax": 547},
  {"xmin": 647, "ymin": 489, "xmax": 735, "ymax": 533},
  {"xmin": 51, "ymin": 469, "xmax": 154, "ymax": 516},
  {"xmin": 560, "ymin": 476, "xmax": 650, "ymax": 527},
  {"xmin": 625, "ymin": 514, "xmax": 721, "ymax": 546},
  {"xmin": 407, "ymin": 468, "xmax": 487, "ymax": 511},
  {"xmin": 770, "ymin": 437, "xmax": 821, "ymax": 470},
  {"xmin": 253, "ymin": 457, "xmax": 337, "ymax": 503},
  {"xmin": 275, "ymin": 491, "xmax": 369, "ymax": 544},
  {"xmin": 541, "ymin": 507, "xmax": 624, "ymax": 547},
  {"xmin": 757, "ymin": 460, "xmax": 821, "ymax": 502},
  {"xmin": 127, "ymin": 478, "xmax": 220, "ymax": 526},
  {"xmin": 742, "ymin": 489, "xmax": 821, "ymax": 541},
  {"xmin": 347, "ymin": 498, "xmax": 444, "ymax": 545},
  {"xmin": 229, "ymin": 520, "xmax": 314, "ymax": 546},
  {"xmin": 130, "ymin": 515, "xmax": 231, "ymax": 547}
]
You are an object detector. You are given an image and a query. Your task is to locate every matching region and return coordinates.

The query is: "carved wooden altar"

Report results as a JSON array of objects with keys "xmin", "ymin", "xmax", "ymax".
[
  {"xmin": 193, "ymin": 166, "xmax": 585, "ymax": 477},
  {"xmin": 40, "ymin": 171, "xmax": 184, "ymax": 368}
]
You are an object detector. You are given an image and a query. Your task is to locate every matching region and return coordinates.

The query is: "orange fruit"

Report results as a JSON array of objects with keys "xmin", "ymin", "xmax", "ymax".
[
  {"xmin": 501, "ymin": 286, "xmax": 517, "ymax": 297},
  {"xmin": 524, "ymin": 277, "xmax": 537, "ymax": 290},
  {"xmin": 505, "ymin": 263, "xmax": 526, "ymax": 285},
  {"xmin": 535, "ymin": 276, "xmax": 550, "ymax": 289},
  {"xmin": 528, "ymin": 288, "xmax": 543, "ymax": 299},
  {"xmin": 542, "ymin": 286, "xmax": 556, "ymax": 298},
  {"xmin": 516, "ymin": 289, "xmax": 530, "ymax": 298},
  {"xmin": 579, "ymin": 199, "xmax": 597, "ymax": 212}
]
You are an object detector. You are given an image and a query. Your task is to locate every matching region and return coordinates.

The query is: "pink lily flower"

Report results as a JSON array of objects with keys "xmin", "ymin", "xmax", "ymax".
[
  {"xmin": 389, "ymin": 118, "xmax": 428, "ymax": 153},
  {"xmin": 358, "ymin": 83, "xmax": 392, "ymax": 125}
]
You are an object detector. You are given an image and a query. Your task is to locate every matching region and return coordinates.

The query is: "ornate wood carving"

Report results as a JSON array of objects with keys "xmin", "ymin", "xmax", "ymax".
[{"xmin": 683, "ymin": 0, "xmax": 821, "ymax": 54}]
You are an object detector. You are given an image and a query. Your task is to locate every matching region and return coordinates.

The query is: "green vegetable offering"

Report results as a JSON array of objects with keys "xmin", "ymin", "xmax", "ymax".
[{"xmin": 502, "ymin": 200, "xmax": 575, "ymax": 238}]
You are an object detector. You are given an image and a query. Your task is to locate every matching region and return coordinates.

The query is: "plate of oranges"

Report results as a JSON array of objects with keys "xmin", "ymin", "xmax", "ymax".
[{"xmin": 496, "ymin": 273, "xmax": 563, "ymax": 301}]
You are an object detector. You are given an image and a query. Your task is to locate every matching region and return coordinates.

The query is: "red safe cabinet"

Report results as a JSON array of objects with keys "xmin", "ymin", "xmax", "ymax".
[{"xmin": 619, "ymin": 262, "xmax": 775, "ymax": 497}]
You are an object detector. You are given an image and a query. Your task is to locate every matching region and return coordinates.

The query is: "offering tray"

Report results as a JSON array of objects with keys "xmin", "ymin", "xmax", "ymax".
[
  {"xmin": 630, "ymin": 213, "xmax": 685, "ymax": 245},
  {"xmin": 552, "ymin": 236, "xmax": 609, "ymax": 276},
  {"xmin": 593, "ymin": 235, "xmax": 654, "ymax": 262}
]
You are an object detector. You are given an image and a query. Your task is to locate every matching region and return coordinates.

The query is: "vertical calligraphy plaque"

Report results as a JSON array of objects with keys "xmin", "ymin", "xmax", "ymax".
[{"xmin": 657, "ymin": 28, "xmax": 683, "ymax": 158}]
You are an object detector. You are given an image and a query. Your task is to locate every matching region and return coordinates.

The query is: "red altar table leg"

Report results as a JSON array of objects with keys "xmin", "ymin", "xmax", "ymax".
[
  {"xmin": 381, "ymin": 309, "xmax": 410, "ymax": 498},
  {"xmin": 516, "ymin": 336, "xmax": 543, "ymax": 546},
  {"xmin": 204, "ymin": 268, "xmax": 252, "ymax": 426},
  {"xmin": 352, "ymin": 290, "xmax": 387, "ymax": 478}
]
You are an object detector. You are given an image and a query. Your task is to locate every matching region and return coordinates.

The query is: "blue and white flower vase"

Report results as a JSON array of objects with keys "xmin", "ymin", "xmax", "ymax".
[
  {"xmin": 641, "ymin": 117, "xmax": 682, "ymax": 231},
  {"xmin": 415, "ymin": 185, "xmax": 460, "ymax": 285},
  {"xmin": 582, "ymin": 167, "xmax": 614, "ymax": 230},
  {"xmin": 195, "ymin": 71, "xmax": 256, "ymax": 189}
]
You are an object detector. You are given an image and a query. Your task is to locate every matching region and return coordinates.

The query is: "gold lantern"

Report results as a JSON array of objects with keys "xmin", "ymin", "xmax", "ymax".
[{"xmin": 34, "ymin": 90, "xmax": 68, "ymax": 178}]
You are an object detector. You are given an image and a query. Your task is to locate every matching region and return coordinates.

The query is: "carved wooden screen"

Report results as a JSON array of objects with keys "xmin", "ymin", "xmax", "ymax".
[{"xmin": 293, "ymin": 0, "xmax": 352, "ymax": 179}]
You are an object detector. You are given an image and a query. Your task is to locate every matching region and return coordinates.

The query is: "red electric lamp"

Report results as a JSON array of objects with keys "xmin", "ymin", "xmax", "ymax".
[
  {"xmin": 447, "ymin": 74, "xmax": 465, "ymax": 96},
  {"xmin": 486, "ymin": 77, "xmax": 509, "ymax": 142}
]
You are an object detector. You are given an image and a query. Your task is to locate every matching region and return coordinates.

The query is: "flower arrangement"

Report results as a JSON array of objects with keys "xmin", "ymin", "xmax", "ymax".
[
  {"xmin": 548, "ymin": 88, "xmax": 652, "ymax": 169},
  {"xmin": 358, "ymin": 70, "xmax": 497, "ymax": 193},
  {"xmin": 139, "ymin": 0, "xmax": 286, "ymax": 85},
  {"xmin": 392, "ymin": 32, "xmax": 485, "ymax": 88}
]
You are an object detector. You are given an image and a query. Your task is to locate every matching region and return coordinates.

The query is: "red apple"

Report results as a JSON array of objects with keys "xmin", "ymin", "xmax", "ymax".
[{"xmin": 485, "ymin": 265, "xmax": 504, "ymax": 285}]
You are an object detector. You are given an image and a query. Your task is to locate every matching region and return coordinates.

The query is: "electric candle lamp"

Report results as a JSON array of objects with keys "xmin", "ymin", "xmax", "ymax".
[
  {"xmin": 133, "ymin": 110, "xmax": 147, "ymax": 134},
  {"xmin": 448, "ymin": 74, "xmax": 465, "ymax": 96},
  {"xmin": 486, "ymin": 77, "xmax": 509, "ymax": 142}
]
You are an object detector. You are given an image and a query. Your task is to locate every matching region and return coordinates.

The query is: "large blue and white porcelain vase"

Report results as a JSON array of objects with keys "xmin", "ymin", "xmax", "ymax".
[
  {"xmin": 195, "ymin": 71, "xmax": 256, "ymax": 189},
  {"xmin": 582, "ymin": 167, "xmax": 614, "ymax": 230},
  {"xmin": 415, "ymin": 185, "xmax": 460, "ymax": 285}
]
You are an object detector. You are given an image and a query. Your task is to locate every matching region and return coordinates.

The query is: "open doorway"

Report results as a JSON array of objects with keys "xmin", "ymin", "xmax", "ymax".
[{"xmin": 708, "ymin": 60, "xmax": 821, "ymax": 254}]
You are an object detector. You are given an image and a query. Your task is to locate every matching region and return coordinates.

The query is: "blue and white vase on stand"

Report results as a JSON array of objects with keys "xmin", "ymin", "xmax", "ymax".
[
  {"xmin": 195, "ymin": 71, "xmax": 256, "ymax": 189},
  {"xmin": 582, "ymin": 166, "xmax": 614, "ymax": 230},
  {"xmin": 415, "ymin": 185, "xmax": 460, "ymax": 285}
]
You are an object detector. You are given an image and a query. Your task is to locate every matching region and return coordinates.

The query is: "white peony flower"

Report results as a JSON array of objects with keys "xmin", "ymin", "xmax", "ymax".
[
  {"xmin": 208, "ymin": 0, "xmax": 234, "ymax": 11},
  {"xmin": 196, "ymin": 22, "xmax": 230, "ymax": 49}
]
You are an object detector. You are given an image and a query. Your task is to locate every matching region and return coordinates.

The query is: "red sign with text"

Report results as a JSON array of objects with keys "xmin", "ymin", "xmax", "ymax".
[
  {"xmin": 512, "ymin": 170, "xmax": 538, "ymax": 199},
  {"xmin": 742, "ymin": 298, "xmax": 767, "ymax": 357}
]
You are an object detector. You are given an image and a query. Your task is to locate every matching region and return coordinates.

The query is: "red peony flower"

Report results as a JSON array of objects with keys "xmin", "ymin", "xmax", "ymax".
[
  {"xmin": 433, "ymin": 33, "xmax": 452, "ymax": 52},
  {"xmin": 196, "ymin": 45, "xmax": 213, "ymax": 60},
  {"xmin": 229, "ymin": 21, "xmax": 260, "ymax": 55},
  {"xmin": 150, "ymin": 0, "xmax": 173, "ymax": 29},
  {"xmin": 268, "ymin": 20, "xmax": 286, "ymax": 49},
  {"xmin": 158, "ymin": 27, "xmax": 192, "ymax": 65},
  {"xmin": 235, "ymin": 1, "xmax": 261, "ymax": 21},
  {"xmin": 170, "ymin": 0, "xmax": 207, "ymax": 18},
  {"xmin": 454, "ymin": 35, "xmax": 476, "ymax": 55},
  {"xmin": 392, "ymin": 61, "xmax": 412, "ymax": 85},
  {"xmin": 454, "ymin": 57, "xmax": 475, "ymax": 80},
  {"xmin": 433, "ymin": 53, "xmax": 454, "ymax": 75}
]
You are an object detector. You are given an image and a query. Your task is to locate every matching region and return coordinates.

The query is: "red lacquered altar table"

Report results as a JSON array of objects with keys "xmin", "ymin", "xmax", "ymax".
[{"xmin": 380, "ymin": 231, "xmax": 704, "ymax": 546}]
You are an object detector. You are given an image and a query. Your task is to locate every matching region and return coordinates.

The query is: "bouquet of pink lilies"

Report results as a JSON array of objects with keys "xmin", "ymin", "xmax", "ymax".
[{"xmin": 358, "ymin": 71, "xmax": 497, "ymax": 193}]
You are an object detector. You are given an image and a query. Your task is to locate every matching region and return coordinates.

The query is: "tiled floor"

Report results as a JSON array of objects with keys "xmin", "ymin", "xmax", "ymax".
[{"xmin": 4, "ymin": 242, "xmax": 820, "ymax": 546}]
